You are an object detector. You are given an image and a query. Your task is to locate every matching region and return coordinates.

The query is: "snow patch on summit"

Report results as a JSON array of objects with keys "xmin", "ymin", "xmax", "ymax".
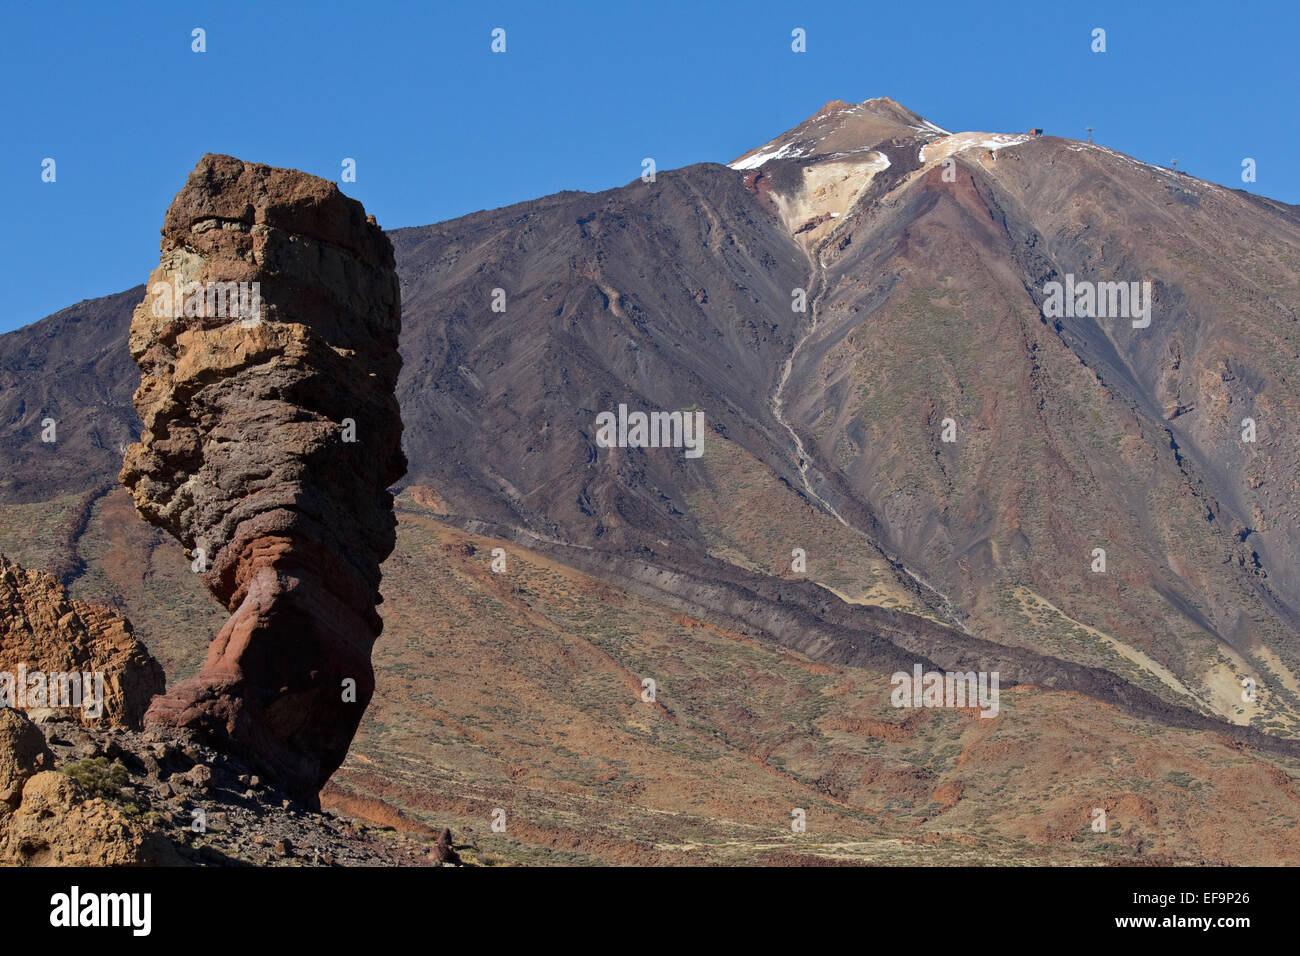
[
  {"xmin": 912, "ymin": 119, "xmax": 952, "ymax": 137},
  {"xmin": 730, "ymin": 140, "xmax": 813, "ymax": 171},
  {"xmin": 919, "ymin": 132, "xmax": 1033, "ymax": 164}
]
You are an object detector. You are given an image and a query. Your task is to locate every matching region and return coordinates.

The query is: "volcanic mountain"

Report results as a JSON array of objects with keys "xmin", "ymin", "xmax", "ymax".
[{"xmin": 3, "ymin": 98, "xmax": 1300, "ymax": 864}]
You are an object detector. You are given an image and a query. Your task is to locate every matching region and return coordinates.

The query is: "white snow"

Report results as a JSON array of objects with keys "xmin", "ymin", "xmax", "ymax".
[
  {"xmin": 909, "ymin": 120, "xmax": 951, "ymax": 138},
  {"xmin": 821, "ymin": 144, "xmax": 893, "ymax": 161},
  {"xmin": 918, "ymin": 132, "xmax": 1033, "ymax": 164},
  {"xmin": 729, "ymin": 139, "xmax": 813, "ymax": 170}
]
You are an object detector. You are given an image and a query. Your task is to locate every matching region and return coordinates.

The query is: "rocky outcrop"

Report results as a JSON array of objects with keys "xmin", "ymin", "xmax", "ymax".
[
  {"xmin": 0, "ymin": 707, "xmax": 176, "ymax": 866},
  {"xmin": 0, "ymin": 707, "xmax": 54, "ymax": 811},
  {"xmin": 120, "ymin": 154, "xmax": 406, "ymax": 806},
  {"xmin": 0, "ymin": 709, "xmax": 438, "ymax": 866},
  {"xmin": 0, "ymin": 555, "xmax": 165, "ymax": 729},
  {"xmin": 1, "ymin": 765, "xmax": 178, "ymax": 866}
]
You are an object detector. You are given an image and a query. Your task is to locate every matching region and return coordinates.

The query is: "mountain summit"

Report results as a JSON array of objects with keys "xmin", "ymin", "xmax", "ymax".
[
  {"xmin": 728, "ymin": 97, "xmax": 952, "ymax": 170},
  {"xmin": 726, "ymin": 97, "xmax": 1039, "ymax": 248}
]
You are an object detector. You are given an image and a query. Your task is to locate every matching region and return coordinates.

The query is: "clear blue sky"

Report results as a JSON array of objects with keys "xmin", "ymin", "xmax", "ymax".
[{"xmin": 2, "ymin": 0, "xmax": 1295, "ymax": 333}]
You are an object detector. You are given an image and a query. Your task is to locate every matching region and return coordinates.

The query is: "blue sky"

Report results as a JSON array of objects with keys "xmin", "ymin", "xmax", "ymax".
[{"xmin": 2, "ymin": 0, "xmax": 1295, "ymax": 333}]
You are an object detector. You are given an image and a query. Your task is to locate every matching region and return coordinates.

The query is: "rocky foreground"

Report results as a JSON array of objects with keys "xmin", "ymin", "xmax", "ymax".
[
  {"xmin": 0, "ymin": 554, "xmax": 468, "ymax": 866},
  {"xmin": 0, "ymin": 706, "xmax": 472, "ymax": 866}
]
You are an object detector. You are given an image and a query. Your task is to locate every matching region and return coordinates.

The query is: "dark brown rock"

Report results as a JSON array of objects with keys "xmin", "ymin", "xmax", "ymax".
[
  {"xmin": 120, "ymin": 154, "xmax": 406, "ymax": 806},
  {"xmin": 432, "ymin": 826, "xmax": 462, "ymax": 866}
]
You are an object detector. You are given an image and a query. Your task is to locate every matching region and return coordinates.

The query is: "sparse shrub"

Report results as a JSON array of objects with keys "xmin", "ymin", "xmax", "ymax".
[{"xmin": 64, "ymin": 756, "xmax": 129, "ymax": 800}]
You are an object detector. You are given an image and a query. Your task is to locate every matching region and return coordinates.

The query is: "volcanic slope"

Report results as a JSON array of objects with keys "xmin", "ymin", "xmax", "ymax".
[{"xmin": 388, "ymin": 97, "xmax": 1300, "ymax": 733}]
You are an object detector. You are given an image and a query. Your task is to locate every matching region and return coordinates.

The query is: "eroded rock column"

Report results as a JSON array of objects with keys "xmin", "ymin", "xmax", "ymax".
[{"xmin": 121, "ymin": 154, "xmax": 406, "ymax": 805}]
